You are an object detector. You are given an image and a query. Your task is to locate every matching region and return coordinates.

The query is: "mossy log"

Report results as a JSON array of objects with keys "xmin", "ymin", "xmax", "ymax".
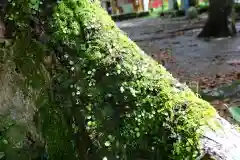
[{"xmin": 1, "ymin": 0, "xmax": 240, "ymax": 159}]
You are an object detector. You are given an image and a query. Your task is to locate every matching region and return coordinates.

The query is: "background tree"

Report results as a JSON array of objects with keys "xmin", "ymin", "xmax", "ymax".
[
  {"xmin": 198, "ymin": 0, "xmax": 237, "ymax": 37},
  {"xmin": 190, "ymin": 0, "xmax": 198, "ymax": 6},
  {"xmin": 173, "ymin": 0, "xmax": 179, "ymax": 10}
]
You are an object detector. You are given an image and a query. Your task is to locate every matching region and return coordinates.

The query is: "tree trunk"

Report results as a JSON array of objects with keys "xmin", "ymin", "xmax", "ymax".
[
  {"xmin": 173, "ymin": 0, "xmax": 179, "ymax": 10},
  {"xmin": 1, "ymin": 0, "xmax": 240, "ymax": 159},
  {"xmin": 198, "ymin": 0, "xmax": 237, "ymax": 38},
  {"xmin": 190, "ymin": 0, "xmax": 197, "ymax": 6}
]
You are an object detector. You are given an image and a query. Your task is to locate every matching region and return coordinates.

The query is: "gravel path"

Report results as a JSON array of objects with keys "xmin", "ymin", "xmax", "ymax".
[
  {"xmin": 117, "ymin": 17, "xmax": 240, "ymax": 82},
  {"xmin": 118, "ymin": 16, "xmax": 240, "ymax": 119}
]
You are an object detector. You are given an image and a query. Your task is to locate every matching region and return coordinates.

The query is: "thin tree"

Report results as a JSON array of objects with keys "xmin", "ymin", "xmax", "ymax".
[{"xmin": 173, "ymin": 0, "xmax": 179, "ymax": 10}]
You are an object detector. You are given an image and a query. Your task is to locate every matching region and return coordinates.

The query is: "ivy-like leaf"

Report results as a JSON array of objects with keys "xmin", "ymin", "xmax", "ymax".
[{"xmin": 228, "ymin": 106, "xmax": 240, "ymax": 122}]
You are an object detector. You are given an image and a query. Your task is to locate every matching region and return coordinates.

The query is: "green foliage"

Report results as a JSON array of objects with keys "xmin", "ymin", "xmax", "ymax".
[
  {"xmin": 186, "ymin": 7, "xmax": 198, "ymax": 19},
  {"xmin": 199, "ymin": 0, "xmax": 209, "ymax": 7},
  {"xmin": 229, "ymin": 106, "xmax": 240, "ymax": 123},
  {"xmin": 234, "ymin": 3, "xmax": 240, "ymax": 13},
  {"xmin": 2, "ymin": 0, "xmax": 218, "ymax": 159}
]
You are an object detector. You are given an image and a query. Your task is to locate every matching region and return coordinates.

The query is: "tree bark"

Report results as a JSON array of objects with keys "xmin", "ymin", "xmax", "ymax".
[
  {"xmin": 2, "ymin": 0, "xmax": 240, "ymax": 159},
  {"xmin": 198, "ymin": 0, "xmax": 237, "ymax": 38},
  {"xmin": 173, "ymin": 0, "xmax": 179, "ymax": 10},
  {"xmin": 190, "ymin": 0, "xmax": 197, "ymax": 6}
]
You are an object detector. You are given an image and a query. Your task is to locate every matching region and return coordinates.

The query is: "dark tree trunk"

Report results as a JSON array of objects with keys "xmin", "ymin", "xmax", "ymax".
[
  {"xmin": 190, "ymin": 0, "xmax": 197, "ymax": 6},
  {"xmin": 198, "ymin": 0, "xmax": 237, "ymax": 38},
  {"xmin": 173, "ymin": 0, "xmax": 179, "ymax": 10}
]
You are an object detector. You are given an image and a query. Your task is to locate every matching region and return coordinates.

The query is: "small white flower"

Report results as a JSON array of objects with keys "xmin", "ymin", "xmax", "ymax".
[
  {"xmin": 71, "ymin": 67, "xmax": 74, "ymax": 71},
  {"xmin": 102, "ymin": 157, "xmax": 107, "ymax": 160},
  {"xmin": 106, "ymin": 73, "xmax": 109, "ymax": 76},
  {"xmin": 70, "ymin": 85, "xmax": 73, "ymax": 88},
  {"xmin": 76, "ymin": 91, "xmax": 80, "ymax": 95},
  {"xmin": 120, "ymin": 86, "xmax": 124, "ymax": 93},
  {"xmin": 117, "ymin": 70, "xmax": 121, "ymax": 74},
  {"xmin": 87, "ymin": 116, "xmax": 91, "ymax": 119},
  {"xmin": 72, "ymin": 92, "xmax": 75, "ymax": 96},
  {"xmin": 104, "ymin": 141, "xmax": 110, "ymax": 147},
  {"xmin": 69, "ymin": 60, "xmax": 74, "ymax": 65},
  {"xmin": 77, "ymin": 86, "xmax": 80, "ymax": 90},
  {"xmin": 64, "ymin": 54, "xmax": 69, "ymax": 58}
]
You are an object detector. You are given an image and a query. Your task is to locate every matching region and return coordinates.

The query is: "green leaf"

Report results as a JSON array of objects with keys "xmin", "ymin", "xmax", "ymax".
[
  {"xmin": 104, "ymin": 141, "xmax": 110, "ymax": 147},
  {"xmin": 136, "ymin": 132, "xmax": 140, "ymax": 137},
  {"xmin": 0, "ymin": 152, "xmax": 5, "ymax": 159},
  {"xmin": 228, "ymin": 106, "xmax": 240, "ymax": 122}
]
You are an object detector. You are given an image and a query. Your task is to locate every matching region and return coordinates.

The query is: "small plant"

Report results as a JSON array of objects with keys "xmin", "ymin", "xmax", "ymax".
[
  {"xmin": 188, "ymin": 81, "xmax": 200, "ymax": 95},
  {"xmin": 186, "ymin": 6, "xmax": 198, "ymax": 19}
]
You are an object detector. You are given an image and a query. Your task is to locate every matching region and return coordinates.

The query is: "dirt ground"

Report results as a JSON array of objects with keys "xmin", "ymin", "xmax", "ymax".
[{"xmin": 117, "ymin": 16, "xmax": 240, "ymax": 121}]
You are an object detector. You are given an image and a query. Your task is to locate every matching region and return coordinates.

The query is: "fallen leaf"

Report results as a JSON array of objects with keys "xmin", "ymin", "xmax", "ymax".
[
  {"xmin": 227, "ymin": 60, "xmax": 240, "ymax": 65},
  {"xmin": 228, "ymin": 106, "xmax": 240, "ymax": 122}
]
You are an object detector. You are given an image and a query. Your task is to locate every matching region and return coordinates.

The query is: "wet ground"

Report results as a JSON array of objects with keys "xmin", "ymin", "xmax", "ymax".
[{"xmin": 117, "ymin": 17, "xmax": 240, "ymax": 121}]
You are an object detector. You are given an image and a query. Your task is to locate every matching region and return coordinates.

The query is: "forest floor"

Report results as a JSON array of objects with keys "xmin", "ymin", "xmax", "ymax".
[{"xmin": 118, "ymin": 15, "xmax": 240, "ymax": 122}]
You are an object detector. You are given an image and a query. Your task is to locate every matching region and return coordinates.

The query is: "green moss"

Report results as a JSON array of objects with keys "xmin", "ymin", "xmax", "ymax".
[
  {"xmin": 50, "ymin": 0, "xmax": 217, "ymax": 159},
  {"xmin": 0, "ymin": 106, "xmax": 44, "ymax": 159},
  {"xmin": 0, "ymin": 59, "xmax": 45, "ymax": 159},
  {"xmin": 4, "ymin": 0, "xmax": 218, "ymax": 159},
  {"xmin": 9, "ymin": 37, "xmax": 78, "ymax": 159}
]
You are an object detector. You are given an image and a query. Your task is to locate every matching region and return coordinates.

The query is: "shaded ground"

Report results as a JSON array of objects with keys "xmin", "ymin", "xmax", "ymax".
[{"xmin": 117, "ymin": 16, "xmax": 240, "ymax": 122}]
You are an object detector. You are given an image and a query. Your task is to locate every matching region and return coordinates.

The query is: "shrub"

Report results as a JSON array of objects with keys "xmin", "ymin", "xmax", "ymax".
[{"xmin": 186, "ymin": 6, "xmax": 198, "ymax": 19}]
